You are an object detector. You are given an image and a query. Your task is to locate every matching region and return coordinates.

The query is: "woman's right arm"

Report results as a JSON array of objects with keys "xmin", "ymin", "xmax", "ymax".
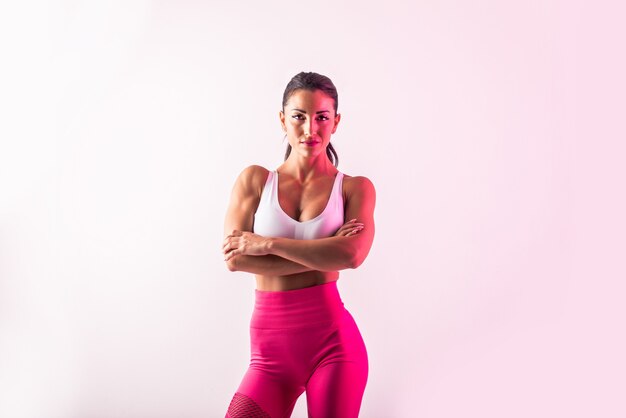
[{"xmin": 223, "ymin": 165, "xmax": 313, "ymax": 275}]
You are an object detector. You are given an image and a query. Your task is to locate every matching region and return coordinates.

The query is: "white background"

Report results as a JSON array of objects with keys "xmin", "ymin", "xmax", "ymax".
[{"xmin": 1, "ymin": 1, "xmax": 624, "ymax": 417}]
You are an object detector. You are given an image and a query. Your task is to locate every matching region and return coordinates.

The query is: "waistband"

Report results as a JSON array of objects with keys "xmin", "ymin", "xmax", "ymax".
[{"xmin": 250, "ymin": 281, "xmax": 345, "ymax": 329}]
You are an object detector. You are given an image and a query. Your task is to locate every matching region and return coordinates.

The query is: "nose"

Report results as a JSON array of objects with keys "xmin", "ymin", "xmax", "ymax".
[{"xmin": 304, "ymin": 118, "xmax": 316, "ymax": 137}]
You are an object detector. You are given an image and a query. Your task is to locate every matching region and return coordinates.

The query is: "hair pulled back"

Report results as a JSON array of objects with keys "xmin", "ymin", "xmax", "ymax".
[{"xmin": 282, "ymin": 72, "xmax": 339, "ymax": 167}]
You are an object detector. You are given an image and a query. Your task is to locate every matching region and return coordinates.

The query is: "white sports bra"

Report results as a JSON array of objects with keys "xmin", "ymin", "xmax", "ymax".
[{"xmin": 253, "ymin": 170, "xmax": 345, "ymax": 240}]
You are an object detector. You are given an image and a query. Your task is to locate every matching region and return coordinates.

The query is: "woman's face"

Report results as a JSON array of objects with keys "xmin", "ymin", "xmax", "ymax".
[{"xmin": 280, "ymin": 89, "xmax": 341, "ymax": 160}]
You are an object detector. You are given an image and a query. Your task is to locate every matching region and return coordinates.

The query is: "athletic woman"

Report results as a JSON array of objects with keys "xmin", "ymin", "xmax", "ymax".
[{"xmin": 222, "ymin": 72, "xmax": 376, "ymax": 418}]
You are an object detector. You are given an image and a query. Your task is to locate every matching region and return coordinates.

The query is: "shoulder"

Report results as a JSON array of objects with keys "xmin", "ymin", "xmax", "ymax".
[
  {"xmin": 232, "ymin": 165, "xmax": 271, "ymax": 199},
  {"xmin": 342, "ymin": 173, "xmax": 376, "ymax": 197},
  {"xmin": 236, "ymin": 165, "xmax": 270, "ymax": 187},
  {"xmin": 341, "ymin": 174, "xmax": 376, "ymax": 219},
  {"xmin": 238, "ymin": 164, "xmax": 270, "ymax": 179}
]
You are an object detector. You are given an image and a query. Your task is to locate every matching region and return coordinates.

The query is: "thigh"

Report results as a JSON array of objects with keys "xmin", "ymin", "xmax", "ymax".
[
  {"xmin": 226, "ymin": 368, "xmax": 303, "ymax": 418},
  {"xmin": 305, "ymin": 311, "xmax": 369, "ymax": 418},
  {"xmin": 306, "ymin": 360, "xmax": 368, "ymax": 418},
  {"xmin": 227, "ymin": 325, "xmax": 308, "ymax": 418}
]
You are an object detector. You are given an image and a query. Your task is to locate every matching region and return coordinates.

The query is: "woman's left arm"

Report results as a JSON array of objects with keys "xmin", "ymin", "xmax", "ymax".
[{"xmin": 223, "ymin": 176, "xmax": 376, "ymax": 272}]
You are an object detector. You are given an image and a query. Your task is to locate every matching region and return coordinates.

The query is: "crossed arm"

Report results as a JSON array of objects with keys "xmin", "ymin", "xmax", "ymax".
[{"xmin": 222, "ymin": 166, "xmax": 376, "ymax": 275}]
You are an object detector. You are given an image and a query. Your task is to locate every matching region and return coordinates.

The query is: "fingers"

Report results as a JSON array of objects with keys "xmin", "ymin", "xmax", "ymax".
[
  {"xmin": 335, "ymin": 221, "xmax": 365, "ymax": 236},
  {"xmin": 340, "ymin": 219, "xmax": 363, "ymax": 230},
  {"xmin": 225, "ymin": 230, "xmax": 242, "ymax": 240},
  {"xmin": 223, "ymin": 234, "xmax": 237, "ymax": 260},
  {"xmin": 222, "ymin": 230, "xmax": 256, "ymax": 259},
  {"xmin": 339, "ymin": 224, "xmax": 363, "ymax": 233},
  {"xmin": 346, "ymin": 225, "xmax": 364, "ymax": 235},
  {"xmin": 224, "ymin": 249, "xmax": 237, "ymax": 261},
  {"xmin": 222, "ymin": 236, "xmax": 239, "ymax": 254},
  {"xmin": 347, "ymin": 227, "xmax": 363, "ymax": 236},
  {"xmin": 223, "ymin": 230, "xmax": 245, "ymax": 247}
]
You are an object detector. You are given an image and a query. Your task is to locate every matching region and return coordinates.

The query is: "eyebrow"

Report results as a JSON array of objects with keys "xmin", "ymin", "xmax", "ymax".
[{"xmin": 292, "ymin": 108, "xmax": 331, "ymax": 114}]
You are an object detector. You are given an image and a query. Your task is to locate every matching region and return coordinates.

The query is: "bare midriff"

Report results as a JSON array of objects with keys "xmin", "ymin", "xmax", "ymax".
[{"xmin": 255, "ymin": 270, "xmax": 339, "ymax": 291}]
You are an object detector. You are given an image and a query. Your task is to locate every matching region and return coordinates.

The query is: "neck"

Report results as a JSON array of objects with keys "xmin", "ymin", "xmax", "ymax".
[{"xmin": 280, "ymin": 154, "xmax": 336, "ymax": 183}]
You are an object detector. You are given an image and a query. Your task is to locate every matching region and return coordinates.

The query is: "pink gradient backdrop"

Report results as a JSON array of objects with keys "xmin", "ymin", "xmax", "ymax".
[{"xmin": 1, "ymin": 1, "xmax": 624, "ymax": 417}]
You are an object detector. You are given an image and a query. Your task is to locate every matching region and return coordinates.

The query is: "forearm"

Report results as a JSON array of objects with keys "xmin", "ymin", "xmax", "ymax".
[
  {"xmin": 267, "ymin": 236, "xmax": 358, "ymax": 272},
  {"xmin": 226, "ymin": 254, "xmax": 313, "ymax": 275}
]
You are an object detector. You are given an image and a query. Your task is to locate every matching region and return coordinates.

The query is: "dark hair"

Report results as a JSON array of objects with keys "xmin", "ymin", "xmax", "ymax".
[{"xmin": 282, "ymin": 72, "xmax": 339, "ymax": 167}]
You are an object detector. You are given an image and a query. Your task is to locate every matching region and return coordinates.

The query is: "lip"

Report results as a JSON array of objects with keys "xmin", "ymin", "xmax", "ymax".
[{"xmin": 301, "ymin": 140, "xmax": 320, "ymax": 146}]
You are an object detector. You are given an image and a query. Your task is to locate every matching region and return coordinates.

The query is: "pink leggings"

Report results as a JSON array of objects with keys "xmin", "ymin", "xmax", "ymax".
[{"xmin": 225, "ymin": 281, "xmax": 368, "ymax": 418}]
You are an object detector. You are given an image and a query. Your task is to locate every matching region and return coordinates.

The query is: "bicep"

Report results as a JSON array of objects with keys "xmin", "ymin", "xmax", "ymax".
[
  {"xmin": 224, "ymin": 197, "xmax": 254, "ymax": 237},
  {"xmin": 223, "ymin": 168, "xmax": 262, "ymax": 237},
  {"xmin": 344, "ymin": 177, "xmax": 376, "ymax": 257}
]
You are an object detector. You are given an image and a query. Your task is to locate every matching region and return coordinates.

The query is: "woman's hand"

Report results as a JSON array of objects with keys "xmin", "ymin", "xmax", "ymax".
[
  {"xmin": 223, "ymin": 230, "xmax": 271, "ymax": 261},
  {"xmin": 334, "ymin": 218, "xmax": 364, "ymax": 237}
]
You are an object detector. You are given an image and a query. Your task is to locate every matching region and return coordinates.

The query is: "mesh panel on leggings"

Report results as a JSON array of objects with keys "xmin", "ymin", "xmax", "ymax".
[{"xmin": 227, "ymin": 392, "xmax": 272, "ymax": 418}]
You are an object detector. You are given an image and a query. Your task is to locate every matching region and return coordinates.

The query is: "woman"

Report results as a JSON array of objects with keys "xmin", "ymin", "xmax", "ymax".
[{"xmin": 222, "ymin": 72, "xmax": 376, "ymax": 418}]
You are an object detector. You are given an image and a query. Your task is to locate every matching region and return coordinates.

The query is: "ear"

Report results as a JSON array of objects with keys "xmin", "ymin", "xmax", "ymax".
[
  {"xmin": 279, "ymin": 110, "xmax": 286, "ymax": 132},
  {"xmin": 331, "ymin": 112, "xmax": 341, "ymax": 134}
]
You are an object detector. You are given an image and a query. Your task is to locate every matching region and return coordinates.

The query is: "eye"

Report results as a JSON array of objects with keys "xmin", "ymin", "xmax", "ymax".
[
  {"xmin": 317, "ymin": 115, "xmax": 329, "ymax": 121},
  {"xmin": 292, "ymin": 114, "xmax": 305, "ymax": 120}
]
